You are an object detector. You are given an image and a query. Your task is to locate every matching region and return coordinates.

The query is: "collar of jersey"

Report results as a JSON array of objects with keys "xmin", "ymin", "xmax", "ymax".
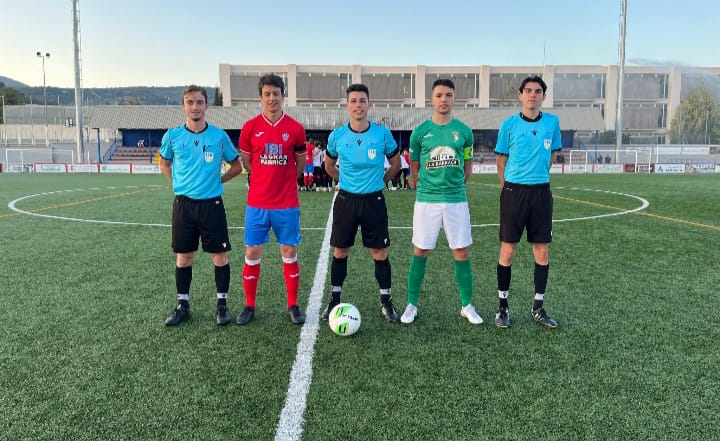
[
  {"xmin": 262, "ymin": 112, "xmax": 286, "ymax": 126},
  {"xmin": 519, "ymin": 111, "xmax": 543, "ymax": 123},
  {"xmin": 348, "ymin": 122, "xmax": 371, "ymax": 134}
]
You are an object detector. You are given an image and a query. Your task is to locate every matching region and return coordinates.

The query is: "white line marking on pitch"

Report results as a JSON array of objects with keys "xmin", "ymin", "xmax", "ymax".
[
  {"xmin": 6, "ymin": 186, "xmax": 334, "ymax": 230},
  {"xmin": 8, "ymin": 186, "xmax": 650, "ymax": 230},
  {"xmin": 274, "ymin": 192, "xmax": 335, "ymax": 441}
]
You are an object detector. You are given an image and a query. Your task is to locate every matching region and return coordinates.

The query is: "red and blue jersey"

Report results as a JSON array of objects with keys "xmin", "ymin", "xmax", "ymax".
[
  {"xmin": 305, "ymin": 141, "xmax": 314, "ymax": 165},
  {"xmin": 239, "ymin": 113, "xmax": 306, "ymax": 209}
]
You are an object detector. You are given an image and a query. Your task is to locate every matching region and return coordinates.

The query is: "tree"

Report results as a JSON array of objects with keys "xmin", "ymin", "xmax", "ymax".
[
  {"xmin": 213, "ymin": 87, "xmax": 223, "ymax": 106},
  {"xmin": 0, "ymin": 86, "xmax": 26, "ymax": 123},
  {"xmin": 667, "ymin": 85, "xmax": 719, "ymax": 144},
  {"xmin": 596, "ymin": 130, "xmax": 631, "ymax": 145},
  {"xmin": 496, "ymin": 87, "xmax": 519, "ymax": 107},
  {"xmin": 116, "ymin": 96, "xmax": 142, "ymax": 105}
]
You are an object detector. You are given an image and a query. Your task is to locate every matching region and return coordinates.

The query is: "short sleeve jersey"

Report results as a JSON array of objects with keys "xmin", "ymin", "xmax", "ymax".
[
  {"xmin": 495, "ymin": 112, "xmax": 562, "ymax": 185},
  {"xmin": 326, "ymin": 122, "xmax": 399, "ymax": 194},
  {"xmin": 400, "ymin": 152, "xmax": 409, "ymax": 169},
  {"xmin": 409, "ymin": 118, "xmax": 473, "ymax": 203},
  {"xmin": 305, "ymin": 142, "xmax": 314, "ymax": 165},
  {"xmin": 159, "ymin": 123, "xmax": 239, "ymax": 199},
  {"xmin": 312, "ymin": 147, "xmax": 323, "ymax": 167},
  {"xmin": 239, "ymin": 113, "xmax": 306, "ymax": 209}
]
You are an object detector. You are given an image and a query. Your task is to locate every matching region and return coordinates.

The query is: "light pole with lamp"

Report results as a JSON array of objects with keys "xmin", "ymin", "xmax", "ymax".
[
  {"xmin": 36, "ymin": 51, "xmax": 50, "ymax": 146},
  {"xmin": 1, "ymin": 94, "xmax": 5, "ymax": 146}
]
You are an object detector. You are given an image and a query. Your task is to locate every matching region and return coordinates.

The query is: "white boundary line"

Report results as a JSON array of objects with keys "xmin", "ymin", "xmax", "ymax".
[
  {"xmin": 274, "ymin": 192, "xmax": 335, "ymax": 441},
  {"xmin": 6, "ymin": 186, "xmax": 332, "ymax": 230},
  {"xmin": 464, "ymin": 187, "xmax": 650, "ymax": 228},
  {"xmin": 7, "ymin": 187, "xmax": 170, "ymax": 227},
  {"xmin": 551, "ymin": 187, "xmax": 650, "ymax": 223},
  {"xmin": 8, "ymin": 185, "xmax": 338, "ymax": 441},
  {"xmin": 6, "ymin": 185, "xmax": 651, "ymax": 439},
  {"xmin": 7, "ymin": 186, "xmax": 649, "ymax": 229}
]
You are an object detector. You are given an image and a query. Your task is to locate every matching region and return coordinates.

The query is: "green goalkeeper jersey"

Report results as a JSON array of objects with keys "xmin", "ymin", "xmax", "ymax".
[{"xmin": 409, "ymin": 118, "xmax": 473, "ymax": 203}]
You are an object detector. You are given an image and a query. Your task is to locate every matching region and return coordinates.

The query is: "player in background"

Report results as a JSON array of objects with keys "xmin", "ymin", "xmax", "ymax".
[
  {"xmin": 399, "ymin": 149, "xmax": 411, "ymax": 189},
  {"xmin": 384, "ymin": 156, "xmax": 394, "ymax": 190},
  {"xmin": 159, "ymin": 85, "xmax": 243, "ymax": 326},
  {"xmin": 404, "ymin": 148, "xmax": 417, "ymax": 189},
  {"xmin": 237, "ymin": 74, "xmax": 307, "ymax": 325},
  {"xmin": 400, "ymin": 79, "xmax": 482, "ymax": 326},
  {"xmin": 322, "ymin": 83, "xmax": 402, "ymax": 323},
  {"xmin": 303, "ymin": 139, "xmax": 315, "ymax": 190},
  {"xmin": 494, "ymin": 75, "xmax": 562, "ymax": 329},
  {"xmin": 312, "ymin": 141, "xmax": 326, "ymax": 191},
  {"xmin": 320, "ymin": 145, "xmax": 333, "ymax": 191}
]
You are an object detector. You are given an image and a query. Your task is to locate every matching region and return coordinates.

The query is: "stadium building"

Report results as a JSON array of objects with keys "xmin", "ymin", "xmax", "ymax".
[
  {"xmin": 2, "ymin": 64, "xmax": 719, "ymax": 166},
  {"xmin": 219, "ymin": 63, "xmax": 720, "ymax": 145}
]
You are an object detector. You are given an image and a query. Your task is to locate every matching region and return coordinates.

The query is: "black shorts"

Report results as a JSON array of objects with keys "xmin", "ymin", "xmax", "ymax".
[
  {"xmin": 172, "ymin": 195, "xmax": 232, "ymax": 254},
  {"xmin": 331, "ymin": 190, "xmax": 390, "ymax": 249},
  {"xmin": 499, "ymin": 182, "xmax": 553, "ymax": 244}
]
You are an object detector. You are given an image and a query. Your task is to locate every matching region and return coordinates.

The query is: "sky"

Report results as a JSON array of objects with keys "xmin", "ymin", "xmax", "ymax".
[{"xmin": 1, "ymin": 0, "xmax": 718, "ymax": 88}]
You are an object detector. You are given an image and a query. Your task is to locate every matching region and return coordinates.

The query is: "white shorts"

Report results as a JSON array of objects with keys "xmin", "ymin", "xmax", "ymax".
[{"xmin": 412, "ymin": 202, "xmax": 472, "ymax": 250}]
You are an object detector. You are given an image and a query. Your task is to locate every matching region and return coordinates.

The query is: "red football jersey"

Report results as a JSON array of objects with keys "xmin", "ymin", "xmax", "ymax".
[
  {"xmin": 305, "ymin": 141, "xmax": 314, "ymax": 165},
  {"xmin": 239, "ymin": 113, "xmax": 307, "ymax": 209}
]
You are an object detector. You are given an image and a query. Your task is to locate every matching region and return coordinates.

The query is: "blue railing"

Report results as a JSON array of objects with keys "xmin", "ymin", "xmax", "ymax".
[{"xmin": 102, "ymin": 140, "xmax": 121, "ymax": 163}]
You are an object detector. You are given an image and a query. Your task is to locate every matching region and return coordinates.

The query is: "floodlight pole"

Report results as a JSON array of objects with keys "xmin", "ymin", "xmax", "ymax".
[
  {"xmin": 73, "ymin": 0, "xmax": 85, "ymax": 161},
  {"xmin": 1, "ymin": 95, "xmax": 5, "ymax": 145},
  {"xmin": 615, "ymin": 0, "xmax": 627, "ymax": 160},
  {"xmin": 37, "ymin": 51, "xmax": 50, "ymax": 146}
]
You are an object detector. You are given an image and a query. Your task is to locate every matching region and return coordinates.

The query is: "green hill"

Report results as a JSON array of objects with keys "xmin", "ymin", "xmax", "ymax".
[{"xmin": 0, "ymin": 76, "xmax": 218, "ymax": 106}]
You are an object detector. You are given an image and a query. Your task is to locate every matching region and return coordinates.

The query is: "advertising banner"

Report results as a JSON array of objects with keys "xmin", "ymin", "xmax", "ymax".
[
  {"xmin": 593, "ymin": 164, "xmax": 624, "ymax": 173},
  {"xmin": 68, "ymin": 164, "xmax": 100, "ymax": 173},
  {"xmin": 472, "ymin": 164, "xmax": 497, "ymax": 174},
  {"xmin": 34, "ymin": 163, "xmax": 67, "ymax": 173},
  {"xmin": 654, "ymin": 164, "xmax": 685, "ymax": 174},
  {"xmin": 99, "ymin": 163, "xmax": 132, "ymax": 174},
  {"xmin": 131, "ymin": 164, "xmax": 161, "ymax": 174}
]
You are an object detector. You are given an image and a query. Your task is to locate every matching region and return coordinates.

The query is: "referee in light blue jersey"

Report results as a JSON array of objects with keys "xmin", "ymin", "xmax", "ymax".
[
  {"xmin": 159, "ymin": 85, "xmax": 243, "ymax": 327},
  {"xmin": 322, "ymin": 83, "xmax": 402, "ymax": 324},
  {"xmin": 494, "ymin": 75, "xmax": 562, "ymax": 330}
]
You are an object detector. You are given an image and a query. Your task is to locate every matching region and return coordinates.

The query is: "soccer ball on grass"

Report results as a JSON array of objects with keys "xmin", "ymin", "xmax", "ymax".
[{"xmin": 328, "ymin": 303, "xmax": 361, "ymax": 336}]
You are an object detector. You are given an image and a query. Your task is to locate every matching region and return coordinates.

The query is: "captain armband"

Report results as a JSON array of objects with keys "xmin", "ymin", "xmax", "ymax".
[{"xmin": 463, "ymin": 146, "xmax": 473, "ymax": 161}]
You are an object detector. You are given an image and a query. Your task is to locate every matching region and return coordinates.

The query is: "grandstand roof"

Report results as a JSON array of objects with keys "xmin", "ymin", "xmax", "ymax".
[{"xmin": 84, "ymin": 106, "xmax": 603, "ymax": 131}]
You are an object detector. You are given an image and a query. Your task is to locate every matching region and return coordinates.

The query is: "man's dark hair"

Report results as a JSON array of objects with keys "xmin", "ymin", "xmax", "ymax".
[
  {"xmin": 432, "ymin": 79, "xmax": 455, "ymax": 91},
  {"xmin": 346, "ymin": 83, "xmax": 370, "ymax": 99},
  {"xmin": 258, "ymin": 74, "xmax": 285, "ymax": 96},
  {"xmin": 182, "ymin": 85, "xmax": 208, "ymax": 103},
  {"xmin": 519, "ymin": 75, "xmax": 547, "ymax": 94}
]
